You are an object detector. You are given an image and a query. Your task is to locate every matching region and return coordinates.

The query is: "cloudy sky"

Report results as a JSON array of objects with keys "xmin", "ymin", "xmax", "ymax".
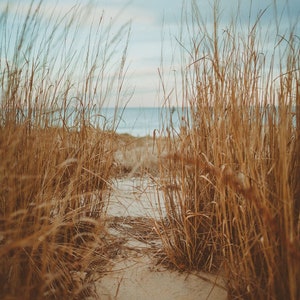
[{"xmin": 1, "ymin": 0, "xmax": 299, "ymax": 107}]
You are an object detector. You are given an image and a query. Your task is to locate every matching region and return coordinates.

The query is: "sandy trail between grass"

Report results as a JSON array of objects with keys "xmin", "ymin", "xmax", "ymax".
[{"xmin": 96, "ymin": 177, "xmax": 227, "ymax": 300}]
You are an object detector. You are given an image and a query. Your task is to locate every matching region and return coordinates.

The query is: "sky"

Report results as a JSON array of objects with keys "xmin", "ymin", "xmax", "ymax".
[{"xmin": 1, "ymin": 0, "xmax": 299, "ymax": 107}]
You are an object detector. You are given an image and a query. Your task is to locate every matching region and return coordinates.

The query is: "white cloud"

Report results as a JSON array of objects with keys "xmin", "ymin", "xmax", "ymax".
[{"xmin": 1, "ymin": 0, "xmax": 299, "ymax": 107}]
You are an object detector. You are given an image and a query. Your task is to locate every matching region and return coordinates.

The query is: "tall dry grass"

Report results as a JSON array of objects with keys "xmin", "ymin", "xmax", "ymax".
[
  {"xmin": 156, "ymin": 1, "xmax": 299, "ymax": 299},
  {"xmin": 0, "ymin": 1, "xmax": 130, "ymax": 299}
]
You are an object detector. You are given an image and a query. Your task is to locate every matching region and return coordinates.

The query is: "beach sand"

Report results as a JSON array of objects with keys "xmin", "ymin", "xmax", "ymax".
[{"xmin": 95, "ymin": 136, "xmax": 227, "ymax": 299}]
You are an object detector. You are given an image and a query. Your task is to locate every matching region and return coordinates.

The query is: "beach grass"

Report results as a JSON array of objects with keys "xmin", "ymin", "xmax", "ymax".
[
  {"xmin": 0, "ymin": 1, "xmax": 130, "ymax": 298},
  {"xmin": 155, "ymin": 1, "xmax": 299, "ymax": 299},
  {"xmin": 1, "ymin": 0, "xmax": 299, "ymax": 299}
]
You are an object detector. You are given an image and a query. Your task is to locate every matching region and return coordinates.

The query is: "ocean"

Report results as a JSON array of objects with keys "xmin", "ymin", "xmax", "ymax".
[
  {"xmin": 100, "ymin": 107, "xmax": 187, "ymax": 136},
  {"xmin": 42, "ymin": 107, "xmax": 187, "ymax": 137},
  {"xmin": 13, "ymin": 105, "xmax": 293, "ymax": 136},
  {"xmin": 67, "ymin": 106, "xmax": 188, "ymax": 136},
  {"xmin": 6, "ymin": 106, "xmax": 189, "ymax": 136}
]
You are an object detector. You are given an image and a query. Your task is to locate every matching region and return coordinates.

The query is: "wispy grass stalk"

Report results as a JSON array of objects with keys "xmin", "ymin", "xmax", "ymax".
[
  {"xmin": 0, "ymin": 0, "xmax": 130, "ymax": 298},
  {"xmin": 156, "ymin": 1, "xmax": 299, "ymax": 299}
]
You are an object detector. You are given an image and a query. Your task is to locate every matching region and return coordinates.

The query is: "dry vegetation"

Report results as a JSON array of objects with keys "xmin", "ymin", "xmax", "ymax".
[
  {"xmin": 155, "ymin": 2, "xmax": 299, "ymax": 299},
  {"xmin": 113, "ymin": 133, "xmax": 164, "ymax": 177},
  {"xmin": 0, "ymin": 1, "xmax": 130, "ymax": 299},
  {"xmin": 1, "ymin": 0, "xmax": 299, "ymax": 299}
]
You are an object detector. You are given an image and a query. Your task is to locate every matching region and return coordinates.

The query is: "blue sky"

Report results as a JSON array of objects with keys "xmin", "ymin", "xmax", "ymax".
[{"xmin": 1, "ymin": 0, "xmax": 299, "ymax": 107}]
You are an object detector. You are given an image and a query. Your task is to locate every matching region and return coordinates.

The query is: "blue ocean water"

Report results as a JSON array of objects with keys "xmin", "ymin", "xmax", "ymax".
[
  {"xmin": 7, "ymin": 106, "xmax": 188, "ymax": 136},
  {"xmin": 44, "ymin": 106, "xmax": 187, "ymax": 136},
  {"xmin": 89, "ymin": 107, "xmax": 188, "ymax": 136},
  {"xmin": 6, "ymin": 105, "xmax": 296, "ymax": 136}
]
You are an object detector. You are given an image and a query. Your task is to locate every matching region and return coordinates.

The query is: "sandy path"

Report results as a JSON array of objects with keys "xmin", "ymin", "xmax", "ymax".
[{"xmin": 96, "ymin": 177, "xmax": 227, "ymax": 300}]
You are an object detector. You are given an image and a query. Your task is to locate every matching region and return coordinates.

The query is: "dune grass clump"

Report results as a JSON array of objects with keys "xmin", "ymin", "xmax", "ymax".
[
  {"xmin": 0, "ymin": 125, "xmax": 117, "ymax": 299},
  {"xmin": 156, "ymin": 1, "xmax": 299, "ymax": 299},
  {"xmin": 0, "ymin": 1, "xmax": 130, "ymax": 298}
]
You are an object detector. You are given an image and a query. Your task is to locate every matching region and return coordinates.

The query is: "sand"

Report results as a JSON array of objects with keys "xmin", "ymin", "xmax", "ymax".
[{"xmin": 96, "ymin": 176, "xmax": 227, "ymax": 299}]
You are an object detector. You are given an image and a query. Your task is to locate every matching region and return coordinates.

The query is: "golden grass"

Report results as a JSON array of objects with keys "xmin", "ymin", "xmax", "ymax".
[
  {"xmin": 155, "ymin": 1, "xmax": 300, "ymax": 299},
  {"xmin": 112, "ymin": 134, "xmax": 163, "ymax": 177},
  {"xmin": 0, "ymin": 1, "xmax": 130, "ymax": 298},
  {"xmin": 1, "ymin": 0, "xmax": 299, "ymax": 299},
  {"xmin": 0, "ymin": 124, "xmax": 118, "ymax": 299}
]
